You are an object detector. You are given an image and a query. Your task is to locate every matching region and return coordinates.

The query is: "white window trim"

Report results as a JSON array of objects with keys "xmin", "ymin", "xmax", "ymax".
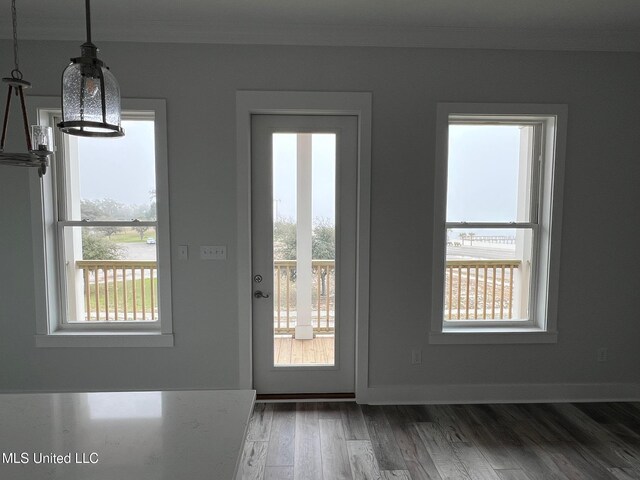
[
  {"xmin": 430, "ymin": 103, "xmax": 567, "ymax": 344},
  {"xmin": 29, "ymin": 97, "xmax": 173, "ymax": 347}
]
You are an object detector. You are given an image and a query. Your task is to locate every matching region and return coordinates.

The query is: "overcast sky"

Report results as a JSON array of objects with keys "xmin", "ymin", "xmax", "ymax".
[
  {"xmin": 78, "ymin": 120, "xmax": 156, "ymax": 207},
  {"xmin": 77, "ymin": 122, "xmax": 523, "ymax": 236},
  {"xmin": 447, "ymin": 124, "xmax": 521, "ymax": 223},
  {"xmin": 273, "ymin": 133, "xmax": 336, "ymax": 225},
  {"xmin": 272, "ymin": 126, "xmax": 522, "ymax": 230}
]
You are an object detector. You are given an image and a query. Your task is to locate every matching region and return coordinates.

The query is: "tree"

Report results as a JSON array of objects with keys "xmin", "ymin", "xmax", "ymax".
[
  {"xmin": 312, "ymin": 219, "xmax": 335, "ymax": 260},
  {"xmin": 130, "ymin": 203, "xmax": 155, "ymax": 241},
  {"xmin": 459, "ymin": 232, "xmax": 468, "ymax": 246},
  {"xmin": 273, "ymin": 217, "xmax": 336, "ymax": 260},
  {"xmin": 133, "ymin": 226, "xmax": 149, "ymax": 240},
  {"xmin": 273, "ymin": 218, "xmax": 297, "ymax": 260},
  {"xmin": 146, "ymin": 201, "xmax": 156, "ymax": 220},
  {"xmin": 81, "ymin": 198, "xmax": 156, "ymax": 223},
  {"xmin": 147, "ymin": 189, "xmax": 157, "ymax": 219},
  {"xmin": 82, "ymin": 231, "xmax": 124, "ymax": 260},
  {"xmin": 81, "ymin": 198, "xmax": 156, "ymax": 241},
  {"xmin": 96, "ymin": 226, "xmax": 122, "ymax": 239},
  {"xmin": 81, "ymin": 198, "xmax": 130, "ymax": 221}
]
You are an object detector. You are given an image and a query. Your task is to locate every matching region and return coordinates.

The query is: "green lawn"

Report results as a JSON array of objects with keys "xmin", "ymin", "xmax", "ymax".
[
  {"xmin": 87, "ymin": 277, "xmax": 157, "ymax": 320},
  {"xmin": 111, "ymin": 227, "xmax": 156, "ymax": 244}
]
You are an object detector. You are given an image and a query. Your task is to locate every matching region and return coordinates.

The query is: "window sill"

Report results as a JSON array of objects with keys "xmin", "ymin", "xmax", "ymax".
[
  {"xmin": 35, "ymin": 333, "xmax": 174, "ymax": 348},
  {"xmin": 429, "ymin": 328, "xmax": 557, "ymax": 344}
]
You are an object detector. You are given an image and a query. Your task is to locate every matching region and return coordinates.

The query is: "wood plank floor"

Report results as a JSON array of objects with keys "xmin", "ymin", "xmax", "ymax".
[
  {"xmin": 274, "ymin": 336, "xmax": 335, "ymax": 366},
  {"xmin": 238, "ymin": 401, "xmax": 640, "ymax": 480}
]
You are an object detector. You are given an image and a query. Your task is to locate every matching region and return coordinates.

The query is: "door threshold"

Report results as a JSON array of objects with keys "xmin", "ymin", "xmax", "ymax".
[{"xmin": 256, "ymin": 392, "xmax": 355, "ymax": 402}]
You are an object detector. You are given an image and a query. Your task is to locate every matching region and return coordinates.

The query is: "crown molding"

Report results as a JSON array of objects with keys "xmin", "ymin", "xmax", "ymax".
[{"xmin": 1, "ymin": 18, "xmax": 640, "ymax": 52}]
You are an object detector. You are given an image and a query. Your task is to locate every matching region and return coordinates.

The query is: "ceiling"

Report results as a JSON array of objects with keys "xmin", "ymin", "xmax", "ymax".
[{"xmin": 2, "ymin": 0, "xmax": 640, "ymax": 51}]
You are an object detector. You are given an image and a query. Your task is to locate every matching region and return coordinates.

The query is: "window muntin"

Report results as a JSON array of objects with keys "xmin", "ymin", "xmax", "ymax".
[
  {"xmin": 443, "ymin": 119, "xmax": 542, "ymax": 325},
  {"xmin": 49, "ymin": 111, "xmax": 164, "ymax": 328},
  {"xmin": 431, "ymin": 104, "xmax": 567, "ymax": 342}
]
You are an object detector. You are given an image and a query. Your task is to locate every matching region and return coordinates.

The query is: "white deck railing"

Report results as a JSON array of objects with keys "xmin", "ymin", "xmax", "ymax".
[
  {"xmin": 76, "ymin": 260, "xmax": 158, "ymax": 321},
  {"xmin": 74, "ymin": 257, "xmax": 521, "ymax": 327},
  {"xmin": 445, "ymin": 259, "xmax": 521, "ymax": 320}
]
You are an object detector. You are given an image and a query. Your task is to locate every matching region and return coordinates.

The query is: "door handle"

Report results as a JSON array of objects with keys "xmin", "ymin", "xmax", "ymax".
[{"xmin": 254, "ymin": 290, "xmax": 270, "ymax": 299}]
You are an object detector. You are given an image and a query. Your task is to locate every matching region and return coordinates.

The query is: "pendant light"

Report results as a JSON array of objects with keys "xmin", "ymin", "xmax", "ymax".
[
  {"xmin": 0, "ymin": 0, "xmax": 53, "ymax": 177},
  {"xmin": 57, "ymin": 0, "xmax": 124, "ymax": 138}
]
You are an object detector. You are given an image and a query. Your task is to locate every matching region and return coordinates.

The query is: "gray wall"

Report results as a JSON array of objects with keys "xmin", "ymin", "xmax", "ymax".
[{"xmin": 1, "ymin": 40, "xmax": 639, "ymax": 394}]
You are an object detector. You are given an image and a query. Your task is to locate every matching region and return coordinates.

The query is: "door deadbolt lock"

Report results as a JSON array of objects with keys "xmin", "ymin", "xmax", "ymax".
[{"xmin": 253, "ymin": 274, "xmax": 263, "ymax": 283}]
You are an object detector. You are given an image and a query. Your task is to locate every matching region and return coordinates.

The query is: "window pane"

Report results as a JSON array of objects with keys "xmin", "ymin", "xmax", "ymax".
[
  {"xmin": 66, "ymin": 119, "xmax": 157, "ymax": 221},
  {"xmin": 272, "ymin": 133, "xmax": 336, "ymax": 366},
  {"xmin": 445, "ymin": 228, "xmax": 532, "ymax": 321},
  {"xmin": 62, "ymin": 226, "xmax": 158, "ymax": 323},
  {"xmin": 446, "ymin": 124, "xmax": 534, "ymax": 222}
]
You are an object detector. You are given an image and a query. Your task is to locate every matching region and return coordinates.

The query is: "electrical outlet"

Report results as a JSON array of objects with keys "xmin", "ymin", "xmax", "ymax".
[
  {"xmin": 411, "ymin": 349, "xmax": 422, "ymax": 365},
  {"xmin": 597, "ymin": 347, "xmax": 608, "ymax": 363},
  {"xmin": 200, "ymin": 245, "xmax": 227, "ymax": 260}
]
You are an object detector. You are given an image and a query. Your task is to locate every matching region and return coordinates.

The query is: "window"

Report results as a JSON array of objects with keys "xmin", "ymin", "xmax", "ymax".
[
  {"xmin": 430, "ymin": 103, "xmax": 567, "ymax": 344},
  {"xmin": 31, "ymin": 98, "xmax": 172, "ymax": 347}
]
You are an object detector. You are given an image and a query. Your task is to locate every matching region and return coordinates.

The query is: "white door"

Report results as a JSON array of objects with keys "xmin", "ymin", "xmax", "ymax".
[{"xmin": 251, "ymin": 114, "xmax": 357, "ymax": 395}]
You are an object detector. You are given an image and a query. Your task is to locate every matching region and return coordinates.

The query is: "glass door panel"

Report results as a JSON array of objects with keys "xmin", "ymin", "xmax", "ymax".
[{"xmin": 272, "ymin": 133, "xmax": 336, "ymax": 366}]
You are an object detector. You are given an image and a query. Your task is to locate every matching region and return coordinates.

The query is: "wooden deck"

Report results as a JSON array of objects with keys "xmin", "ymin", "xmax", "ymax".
[{"xmin": 274, "ymin": 335, "xmax": 335, "ymax": 366}]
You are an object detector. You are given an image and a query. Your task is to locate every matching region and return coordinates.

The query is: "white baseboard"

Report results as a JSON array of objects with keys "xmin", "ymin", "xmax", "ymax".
[{"xmin": 357, "ymin": 382, "xmax": 640, "ymax": 405}]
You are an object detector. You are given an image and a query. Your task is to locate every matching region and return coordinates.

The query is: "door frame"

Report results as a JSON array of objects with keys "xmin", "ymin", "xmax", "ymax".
[{"xmin": 236, "ymin": 91, "xmax": 372, "ymax": 401}]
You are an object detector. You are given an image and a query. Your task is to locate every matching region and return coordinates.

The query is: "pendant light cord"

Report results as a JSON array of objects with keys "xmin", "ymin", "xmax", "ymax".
[
  {"xmin": 85, "ymin": 0, "xmax": 92, "ymax": 44},
  {"xmin": 10, "ymin": 0, "xmax": 21, "ymax": 78}
]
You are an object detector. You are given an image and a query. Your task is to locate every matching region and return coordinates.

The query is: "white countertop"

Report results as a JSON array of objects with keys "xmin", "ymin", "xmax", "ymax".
[{"xmin": 0, "ymin": 389, "xmax": 255, "ymax": 480}]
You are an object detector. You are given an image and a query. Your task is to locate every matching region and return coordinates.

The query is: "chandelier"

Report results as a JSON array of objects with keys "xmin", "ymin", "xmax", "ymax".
[{"xmin": 0, "ymin": 0, "xmax": 53, "ymax": 177}]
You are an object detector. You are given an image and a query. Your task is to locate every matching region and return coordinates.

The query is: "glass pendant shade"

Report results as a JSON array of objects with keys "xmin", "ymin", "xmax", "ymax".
[
  {"xmin": 58, "ymin": 49, "xmax": 124, "ymax": 137},
  {"xmin": 32, "ymin": 125, "xmax": 54, "ymax": 151},
  {"xmin": 57, "ymin": 0, "xmax": 123, "ymax": 138}
]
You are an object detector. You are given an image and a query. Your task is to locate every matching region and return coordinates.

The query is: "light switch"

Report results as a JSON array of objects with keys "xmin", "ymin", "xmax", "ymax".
[
  {"xmin": 200, "ymin": 245, "xmax": 227, "ymax": 260},
  {"xmin": 178, "ymin": 245, "xmax": 189, "ymax": 260}
]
